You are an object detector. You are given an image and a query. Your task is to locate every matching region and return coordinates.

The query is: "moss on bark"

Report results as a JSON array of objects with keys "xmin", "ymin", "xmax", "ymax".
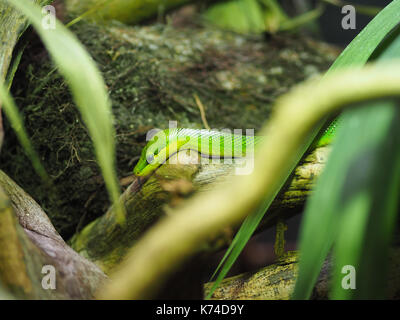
[{"xmin": 1, "ymin": 18, "xmax": 337, "ymax": 239}]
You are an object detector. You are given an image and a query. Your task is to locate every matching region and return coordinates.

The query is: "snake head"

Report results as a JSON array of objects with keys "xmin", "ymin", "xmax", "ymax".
[{"xmin": 133, "ymin": 130, "xmax": 170, "ymax": 177}]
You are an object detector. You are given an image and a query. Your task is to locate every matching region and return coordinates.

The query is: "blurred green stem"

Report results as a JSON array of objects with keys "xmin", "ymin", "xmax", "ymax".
[{"xmin": 320, "ymin": 0, "xmax": 381, "ymax": 16}]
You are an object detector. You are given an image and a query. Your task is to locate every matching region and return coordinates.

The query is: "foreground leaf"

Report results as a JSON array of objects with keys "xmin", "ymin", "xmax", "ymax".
[
  {"xmin": 7, "ymin": 0, "xmax": 125, "ymax": 223},
  {"xmin": 209, "ymin": 0, "xmax": 400, "ymax": 298},
  {"xmin": 294, "ymin": 24, "xmax": 400, "ymax": 299}
]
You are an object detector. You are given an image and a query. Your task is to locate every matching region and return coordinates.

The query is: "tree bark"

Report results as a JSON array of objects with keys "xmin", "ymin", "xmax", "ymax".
[
  {"xmin": 0, "ymin": 0, "xmax": 110, "ymax": 299},
  {"xmin": 204, "ymin": 248, "xmax": 400, "ymax": 300},
  {"xmin": 1, "ymin": 3, "xmax": 338, "ymax": 299},
  {"xmin": 0, "ymin": 170, "xmax": 106, "ymax": 299},
  {"xmin": 2, "ymin": 16, "xmax": 337, "ymax": 238},
  {"xmin": 70, "ymin": 145, "xmax": 331, "ymax": 274}
]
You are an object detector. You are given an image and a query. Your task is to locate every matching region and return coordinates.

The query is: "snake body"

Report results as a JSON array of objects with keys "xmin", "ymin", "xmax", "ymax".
[{"xmin": 134, "ymin": 123, "xmax": 337, "ymax": 176}]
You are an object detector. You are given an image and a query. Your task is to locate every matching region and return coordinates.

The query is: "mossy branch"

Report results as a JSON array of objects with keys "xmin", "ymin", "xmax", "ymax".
[
  {"xmin": 0, "ymin": 170, "xmax": 106, "ymax": 299},
  {"xmin": 70, "ymin": 145, "xmax": 330, "ymax": 273},
  {"xmin": 97, "ymin": 63, "xmax": 400, "ymax": 299},
  {"xmin": 204, "ymin": 248, "xmax": 400, "ymax": 299}
]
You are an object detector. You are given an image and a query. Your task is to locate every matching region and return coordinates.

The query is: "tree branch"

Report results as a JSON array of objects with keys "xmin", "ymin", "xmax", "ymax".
[
  {"xmin": 204, "ymin": 248, "xmax": 400, "ymax": 299},
  {"xmin": 70, "ymin": 145, "xmax": 330, "ymax": 274},
  {"xmin": 0, "ymin": 170, "xmax": 106, "ymax": 299}
]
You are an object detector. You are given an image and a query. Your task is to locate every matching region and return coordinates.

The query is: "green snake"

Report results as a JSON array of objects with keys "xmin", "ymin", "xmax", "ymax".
[{"xmin": 133, "ymin": 120, "xmax": 337, "ymax": 177}]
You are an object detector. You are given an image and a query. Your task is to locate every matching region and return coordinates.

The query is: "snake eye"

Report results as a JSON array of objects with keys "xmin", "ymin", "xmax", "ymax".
[{"xmin": 147, "ymin": 154, "xmax": 155, "ymax": 164}]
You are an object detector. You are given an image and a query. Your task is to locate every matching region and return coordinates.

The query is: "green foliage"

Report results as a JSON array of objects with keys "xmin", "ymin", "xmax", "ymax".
[
  {"xmin": 204, "ymin": 0, "xmax": 322, "ymax": 34},
  {"xmin": 209, "ymin": 0, "xmax": 400, "ymax": 299},
  {"xmin": 2, "ymin": 18, "xmax": 333, "ymax": 238},
  {"xmin": 204, "ymin": 0, "xmax": 266, "ymax": 34},
  {"xmin": 4, "ymin": 0, "xmax": 400, "ymax": 300},
  {"xmin": 0, "ymin": 83, "xmax": 48, "ymax": 182},
  {"xmin": 293, "ymin": 24, "xmax": 400, "ymax": 299},
  {"xmin": 4, "ymin": 0, "xmax": 125, "ymax": 224}
]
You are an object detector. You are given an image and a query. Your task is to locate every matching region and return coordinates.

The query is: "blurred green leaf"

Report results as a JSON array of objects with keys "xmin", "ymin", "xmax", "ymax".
[
  {"xmin": 204, "ymin": 0, "xmax": 265, "ymax": 34},
  {"xmin": 294, "ymin": 97, "xmax": 400, "ymax": 299},
  {"xmin": 0, "ymin": 82, "xmax": 48, "ymax": 182},
  {"xmin": 205, "ymin": 0, "xmax": 322, "ymax": 34},
  {"xmin": 279, "ymin": 4, "xmax": 324, "ymax": 32},
  {"xmin": 331, "ymin": 103, "xmax": 400, "ymax": 299},
  {"xmin": 293, "ymin": 12, "xmax": 400, "ymax": 300},
  {"xmin": 259, "ymin": 0, "xmax": 288, "ymax": 32},
  {"xmin": 6, "ymin": 0, "xmax": 125, "ymax": 223},
  {"xmin": 209, "ymin": 0, "xmax": 400, "ymax": 299},
  {"xmin": 328, "ymin": 0, "xmax": 400, "ymax": 73}
]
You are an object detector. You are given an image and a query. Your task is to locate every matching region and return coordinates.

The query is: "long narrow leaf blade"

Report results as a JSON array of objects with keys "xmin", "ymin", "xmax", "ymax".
[
  {"xmin": 327, "ymin": 0, "xmax": 400, "ymax": 73},
  {"xmin": 209, "ymin": 0, "xmax": 400, "ymax": 299},
  {"xmin": 8, "ymin": 0, "xmax": 125, "ymax": 223},
  {"xmin": 0, "ymin": 82, "xmax": 48, "ymax": 181},
  {"xmin": 330, "ymin": 103, "xmax": 400, "ymax": 299},
  {"xmin": 293, "ymin": 21, "xmax": 400, "ymax": 300},
  {"xmin": 293, "ymin": 98, "xmax": 400, "ymax": 299}
]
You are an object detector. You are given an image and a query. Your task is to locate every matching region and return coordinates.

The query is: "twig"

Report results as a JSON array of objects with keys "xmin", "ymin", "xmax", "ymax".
[
  {"xmin": 319, "ymin": 0, "xmax": 381, "ymax": 16},
  {"xmin": 193, "ymin": 93, "xmax": 211, "ymax": 130}
]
